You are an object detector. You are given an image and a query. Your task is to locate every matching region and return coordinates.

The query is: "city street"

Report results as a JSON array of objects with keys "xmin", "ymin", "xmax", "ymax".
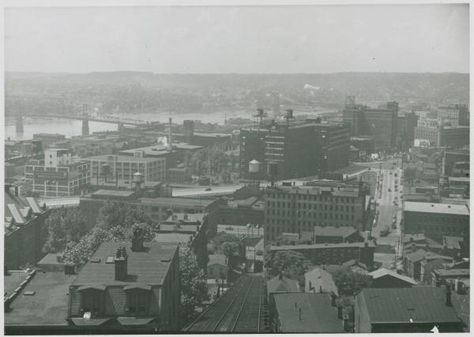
[{"xmin": 361, "ymin": 158, "xmax": 403, "ymax": 269}]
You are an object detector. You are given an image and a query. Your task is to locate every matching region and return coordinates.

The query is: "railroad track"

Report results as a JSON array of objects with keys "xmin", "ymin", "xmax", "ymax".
[{"xmin": 184, "ymin": 275, "xmax": 269, "ymax": 333}]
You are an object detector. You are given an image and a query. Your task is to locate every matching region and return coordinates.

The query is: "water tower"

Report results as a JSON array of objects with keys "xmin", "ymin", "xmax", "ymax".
[
  {"xmin": 132, "ymin": 171, "xmax": 144, "ymax": 191},
  {"xmin": 248, "ymin": 159, "xmax": 261, "ymax": 187}
]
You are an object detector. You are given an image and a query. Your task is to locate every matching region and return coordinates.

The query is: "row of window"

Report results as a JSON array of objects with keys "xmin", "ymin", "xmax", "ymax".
[
  {"xmin": 267, "ymin": 201, "xmax": 357, "ymax": 212},
  {"xmin": 267, "ymin": 194, "xmax": 358, "ymax": 203}
]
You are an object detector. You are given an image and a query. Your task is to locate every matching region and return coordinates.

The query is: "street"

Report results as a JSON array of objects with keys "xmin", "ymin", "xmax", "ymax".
[{"xmin": 361, "ymin": 158, "xmax": 404, "ymax": 269}]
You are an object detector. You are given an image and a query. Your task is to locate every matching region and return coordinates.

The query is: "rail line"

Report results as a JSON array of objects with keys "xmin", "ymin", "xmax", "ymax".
[{"xmin": 183, "ymin": 275, "xmax": 269, "ymax": 333}]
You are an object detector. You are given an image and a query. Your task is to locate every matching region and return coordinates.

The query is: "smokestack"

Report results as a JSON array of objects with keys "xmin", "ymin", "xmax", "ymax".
[
  {"xmin": 114, "ymin": 247, "xmax": 128, "ymax": 281},
  {"xmin": 131, "ymin": 227, "xmax": 145, "ymax": 252},
  {"xmin": 445, "ymin": 284, "xmax": 452, "ymax": 306},
  {"xmin": 168, "ymin": 117, "xmax": 173, "ymax": 151}
]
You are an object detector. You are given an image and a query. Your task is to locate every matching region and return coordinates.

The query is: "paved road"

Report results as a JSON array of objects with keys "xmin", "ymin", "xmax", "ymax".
[{"xmin": 370, "ymin": 157, "xmax": 404, "ymax": 268}]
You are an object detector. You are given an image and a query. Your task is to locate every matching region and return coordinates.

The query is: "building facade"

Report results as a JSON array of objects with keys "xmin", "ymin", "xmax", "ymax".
[
  {"xmin": 342, "ymin": 98, "xmax": 399, "ymax": 151},
  {"xmin": 402, "ymin": 202, "xmax": 469, "ymax": 242},
  {"xmin": 24, "ymin": 149, "xmax": 90, "ymax": 197},
  {"xmin": 85, "ymin": 154, "xmax": 166, "ymax": 185},
  {"xmin": 264, "ymin": 180, "xmax": 370, "ymax": 243}
]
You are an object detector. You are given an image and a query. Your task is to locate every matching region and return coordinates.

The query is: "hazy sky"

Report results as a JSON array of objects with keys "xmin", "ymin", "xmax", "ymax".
[{"xmin": 5, "ymin": 4, "xmax": 469, "ymax": 73}]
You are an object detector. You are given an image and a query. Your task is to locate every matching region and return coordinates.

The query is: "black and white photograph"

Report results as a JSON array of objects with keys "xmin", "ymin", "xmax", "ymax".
[{"xmin": 2, "ymin": 1, "xmax": 471, "ymax": 334}]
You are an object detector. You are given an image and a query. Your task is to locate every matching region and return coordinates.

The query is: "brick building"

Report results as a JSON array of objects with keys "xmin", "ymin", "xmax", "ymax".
[
  {"xmin": 402, "ymin": 202, "xmax": 469, "ymax": 242},
  {"xmin": 269, "ymin": 241, "xmax": 375, "ymax": 269},
  {"xmin": 67, "ymin": 240, "xmax": 180, "ymax": 332},
  {"xmin": 264, "ymin": 180, "xmax": 370, "ymax": 243},
  {"xmin": 342, "ymin": 97, "xmax": 399, "ymax": 151}
]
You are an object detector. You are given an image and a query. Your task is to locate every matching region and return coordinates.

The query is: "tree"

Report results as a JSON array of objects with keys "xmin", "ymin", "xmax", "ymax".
[
  {"xmin": 265, "ymin": 250, "xmax": 311, "ymax": 281},
  {"xmin": 222, "ymin": 241, "xmax": 240, "ymax": 268},
  {"xmin": 43, "ymin": 207, "xmax": 88, "ymax": 254},
  {"xmin": 96, "ymin": 201, "xmax": 152, "ymax": 230},
  {"xmin": 179, "ymin": 247, "xmax": 209, "ymax": 326},
  {"xmin": 331, "ymin": 267, "xmax": 372, "ymax": 296}
]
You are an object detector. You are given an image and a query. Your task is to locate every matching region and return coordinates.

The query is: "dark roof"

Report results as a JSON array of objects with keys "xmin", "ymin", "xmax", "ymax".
[
  {"xmin": 273, "ymin": 293, "xmax": 343, "ymax": 333},
  {"xmin": 358, "ymin": 287, "xmax": 461, "ymax": 324},
  {"xmin": 5, "ymin": 271, "xmax": 75, "ymax": 326},
  {"xmin": 267, "ymin": 275, "xmax": 300, "ymax": 295},
  {"xmin": 4, "ymin": 270, "xmax": 30, "ymax": 297},
  {"xmin": 72, "ymin": 242, "xmax": 178, "ymax": 286}
]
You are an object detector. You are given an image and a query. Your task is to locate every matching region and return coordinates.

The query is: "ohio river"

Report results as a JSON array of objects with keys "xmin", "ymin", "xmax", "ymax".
[{"xmin": 4, "ymin": 111, "xmax": 234, "ymax": 141}]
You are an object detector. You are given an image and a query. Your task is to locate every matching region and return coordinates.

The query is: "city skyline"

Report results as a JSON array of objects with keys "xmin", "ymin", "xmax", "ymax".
[{"xmin": 5, "ymin": 4, "xmax": 469, "ymax": 74}]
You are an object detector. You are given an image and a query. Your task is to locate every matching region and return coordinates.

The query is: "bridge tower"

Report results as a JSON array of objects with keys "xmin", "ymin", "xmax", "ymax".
[
  {"xmin": 81, "ymin": 104, "xmax": 90, "ymax": 136},
  {"xmin": 15, "ymin": 109, "xmax": 24, "ymax": 136}
]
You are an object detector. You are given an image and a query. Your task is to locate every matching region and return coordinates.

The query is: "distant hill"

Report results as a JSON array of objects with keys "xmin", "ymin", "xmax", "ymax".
[{"xmin": 5, "ymin": 71, "xmax": 469, "ymax": 115}]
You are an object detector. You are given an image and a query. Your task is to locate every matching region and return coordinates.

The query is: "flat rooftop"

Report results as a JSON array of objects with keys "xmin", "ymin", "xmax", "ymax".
[
  {"xmin": 72, "ymin": 241, "xmax": 178, "ymax": 286},
  {"xmin": 119, "ymin": 142, "xmax": 203, "ymax": 156},
  {"xmin": 154, "ymin": 233, "xmax": 192, "ymax": 244},
  {"xmin": 404, "ymin": 201, "xmax": 469, "ymax": 215},
  {"xmin": 91, "ymin": 189, "xmax": 136, "ymax": 198},
  {"xmin": 5, "ymin": 271, "xmax": 75, "ymax": 326},
  {"xmin": 140, "ymin": 197, "xmax": 216, "ymax": 208},
  {"xmin": 273, "ymin": 293, "xmax": 343, "ymax": 333},
  {"xmin": 84, "ymin": 154, "xmax": 163, "ymax": 162},
  {"xmin": 270, "ymin": 241, "xmax": 375, "ymax": 251}
]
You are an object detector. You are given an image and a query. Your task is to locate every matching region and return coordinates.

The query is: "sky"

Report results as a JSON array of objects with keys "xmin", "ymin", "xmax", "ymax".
[{"xmin": 4, "ymin": 4, "xmax": 470, "ymax": 73}]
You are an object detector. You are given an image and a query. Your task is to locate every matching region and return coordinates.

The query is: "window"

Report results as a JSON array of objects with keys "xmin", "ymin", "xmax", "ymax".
[
  {"xmin": 127, "ymin": 290, "xmax": 150, "ymax": 316},
  {"xmin": 80, "ymin": 289, "xmax": 104, "ymax": 315}
]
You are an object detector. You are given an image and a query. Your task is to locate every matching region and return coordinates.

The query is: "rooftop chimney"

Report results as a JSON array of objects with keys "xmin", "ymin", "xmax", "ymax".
[
  {"xmin": 445, "ymin": 284, "xmax": 452, "ymax": 306},
  {"xmin": 131, "ymin": 227, "xmax": 145, "ymax": 252},
  {"xmin": 298, "ymin": 307, "xmax": 302, "ymax": 321},
  {"xmin": 114, "ymin": 247, "xmax": 128, "ymax": 281}
]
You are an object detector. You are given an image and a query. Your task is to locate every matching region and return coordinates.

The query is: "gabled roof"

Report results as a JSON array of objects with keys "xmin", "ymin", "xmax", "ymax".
[
  {"xmin": 359, "ymin": 287, "xmax": 461, "ymax": 324},
  {"xmin": 369, "ymin": 268, "xmax": 417, "ymax": 285},
  {"xmin": 267, "ymin": 275, "xmax": 300, "ymax": 295},
  {"xmin": 304, "ymin": 268, "xmax": 338, "ymax": 296},
  {"xmin": 342, "ymin": 259, "xmax": 368, "ymax": 271},
  {"xmin": 72, "ymin": 242, "xmax": 178, "ymax": 286}
]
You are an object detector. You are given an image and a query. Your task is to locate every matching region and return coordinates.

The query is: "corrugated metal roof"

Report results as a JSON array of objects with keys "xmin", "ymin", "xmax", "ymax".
[{"xmin": 359, "ymin": 287, "xmax": 461, "ymax": 324}]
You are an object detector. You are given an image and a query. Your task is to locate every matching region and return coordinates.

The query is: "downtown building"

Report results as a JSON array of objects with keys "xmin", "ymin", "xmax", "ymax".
[
  {"xmin": 264, "ymin": 180, "xmax": 370, "ymax": 243},
  {"xmin": 342, "ymin": 97, "xmax": 399, "ymax": 151},
  {"xmin": 24, "ymin": 148, "xmax": 90, "ymax": 197},
  {"xmin": 240, "ymin": 120, "xmax": 350, "ymax": 180}
]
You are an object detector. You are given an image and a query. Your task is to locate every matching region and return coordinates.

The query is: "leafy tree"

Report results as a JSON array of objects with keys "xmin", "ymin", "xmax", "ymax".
[
  {"xmin": 222, "ymin": 241, "xmax": 241, "ymax": 268},
  {"xmin": 331, "ymin": 267, "xmax": 372, "ymax": 296},
  {"xmin": 96, "ymin": 201, "xmax": 152, "ymax": 230},
  {"xmin": 43, "ymin": 207, "xmax": 88, "ymax": 254},
  {"xmin": 179, "ymin": 246, "xmax": 209, "ymax": 326},
  {"xmin": 265, "ymin": 250, "xmax": 311, "ymax": 280}
]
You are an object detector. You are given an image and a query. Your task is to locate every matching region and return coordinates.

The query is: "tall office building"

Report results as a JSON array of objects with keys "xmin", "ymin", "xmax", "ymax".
[
  {"xmin": 240, "ymin": 120, "xmax": 350, "ymax": 180},
  {"xmin": 343, "ymin": 97, "xmax": 399, "ymax": 151}
]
